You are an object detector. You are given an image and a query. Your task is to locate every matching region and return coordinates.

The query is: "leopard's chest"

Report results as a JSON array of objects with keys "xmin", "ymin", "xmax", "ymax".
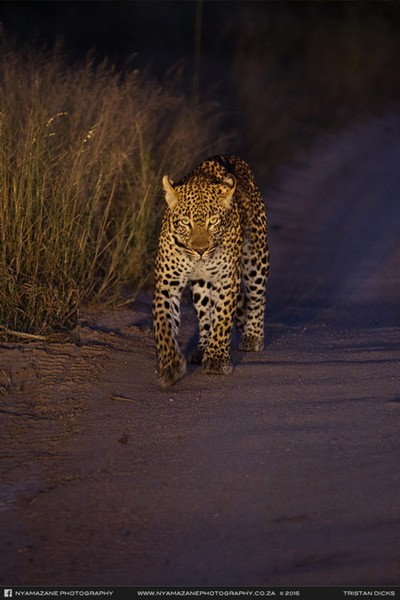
[
  {"xmin": 189, "ymin": 243, "xmax": 240, "ymax": 282},
  {"xmin": 190, "ymin": 255, "xmax": 224, "ymax": 282}
]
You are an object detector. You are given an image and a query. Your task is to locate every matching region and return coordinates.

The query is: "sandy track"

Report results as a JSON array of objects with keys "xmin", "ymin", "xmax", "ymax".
[{"xmin": 1, "ymin": 114, "xmax": 399, "ymax": 586}]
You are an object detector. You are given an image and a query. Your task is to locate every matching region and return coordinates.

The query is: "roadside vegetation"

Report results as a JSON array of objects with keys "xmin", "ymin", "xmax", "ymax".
[
  {"xmin": 0, "ymin": 42, "xmax": 227, "ymax": 335},
  {"xmin": 1, "ymin": 3, "xmax": 400, "ymax": 337}
]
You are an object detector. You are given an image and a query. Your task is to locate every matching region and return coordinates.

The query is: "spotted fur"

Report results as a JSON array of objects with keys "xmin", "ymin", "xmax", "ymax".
[{"xmin": 152, "ymin": 155, "xmax": 269, "ymax": 388}]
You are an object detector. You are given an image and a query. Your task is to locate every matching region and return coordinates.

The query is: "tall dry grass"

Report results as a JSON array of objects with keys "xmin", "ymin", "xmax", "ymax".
[{"xmin": 0, "ymin": 42, "xmax": 227, "ymax": 335}]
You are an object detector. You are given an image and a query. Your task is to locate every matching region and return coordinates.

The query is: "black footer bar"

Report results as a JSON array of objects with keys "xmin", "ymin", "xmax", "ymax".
[{"xmin": 1, "ymin": 587, "xmax": 399, "ymax": 600}]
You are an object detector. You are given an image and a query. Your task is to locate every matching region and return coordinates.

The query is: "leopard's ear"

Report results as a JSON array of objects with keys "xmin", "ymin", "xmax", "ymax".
[
  {"xmin": 220, "ymin": 175, "xmax": 236, "ymax": 208},
  {"xmin": 162, "ymin": 175, "xmax": 178, "ymax": 209}
]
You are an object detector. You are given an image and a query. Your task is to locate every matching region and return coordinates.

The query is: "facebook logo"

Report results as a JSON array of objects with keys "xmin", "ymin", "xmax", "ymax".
[{"xmin": 4, "ymin": 591, "xmax": 13, "ymax": 598}]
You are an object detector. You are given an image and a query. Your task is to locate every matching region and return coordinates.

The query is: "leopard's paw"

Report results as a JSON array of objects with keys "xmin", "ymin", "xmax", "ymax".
[
  {"xmin": 238, "ymin": 334, "xmax": 264, "ymax": 352},
  {"xmin": 202, "ymin": 356, "xmax": 233, "ymax": 375},
  {"xmin": 158, "ymin": 354, "xmax": 187, "ymax": 388}
]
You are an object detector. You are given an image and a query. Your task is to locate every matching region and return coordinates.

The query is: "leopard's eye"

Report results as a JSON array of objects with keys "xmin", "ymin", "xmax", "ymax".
[
  {"xmin": 208, "ymin": 215, "xmax": 220, "ymax": 227},
  {"xmin": 179, "ymin": 216, "xmax": 191, "ymax": 227}
]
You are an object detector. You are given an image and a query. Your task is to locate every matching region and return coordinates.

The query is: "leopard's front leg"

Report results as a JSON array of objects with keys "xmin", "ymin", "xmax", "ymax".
[
  {"xmin": 153, "ymin": 250, "xmax": 190, "ymax": 387},
  {"xmin": 153, "ymin": 283, "xmax": 186, "ymax": 387},
  {"xmin": 202, "ymin": 268, "xmax": 240, "ymax": 376}
]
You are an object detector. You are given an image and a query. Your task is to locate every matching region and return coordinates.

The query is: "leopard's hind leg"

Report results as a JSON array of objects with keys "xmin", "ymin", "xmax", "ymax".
[{"xmin": 237, "ymin": 238, "xmax": 269, "ymax": 352}]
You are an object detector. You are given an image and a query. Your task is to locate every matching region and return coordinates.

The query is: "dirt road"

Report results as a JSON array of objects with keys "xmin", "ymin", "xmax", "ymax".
[{"xmin": 1, "ymin": 114, "xmax": 399, "ymax": 586}]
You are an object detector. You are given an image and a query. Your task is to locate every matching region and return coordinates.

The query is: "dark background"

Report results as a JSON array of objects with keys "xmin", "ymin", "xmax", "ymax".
[
  {"xmin": 1, "ymin": 2, "xmax": 400, "ymax": 73},
  {"xmin": 2, "ymin": 1, "xmax": 400, "ymax": 174}
]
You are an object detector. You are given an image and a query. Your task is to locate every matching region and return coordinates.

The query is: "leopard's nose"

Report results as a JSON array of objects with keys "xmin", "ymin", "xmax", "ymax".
[
  {"xmin": 193, "ymin": 244, "xmax": 208, "ymax": 256},
  {"xmin": 191, "ymin": 227, "xmax": 210, "ymax": 256}
]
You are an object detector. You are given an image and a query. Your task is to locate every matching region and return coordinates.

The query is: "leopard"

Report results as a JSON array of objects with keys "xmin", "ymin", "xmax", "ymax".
[{"xmin": 152, "ymin": 154, "xmax": 269, "ymax": 388}]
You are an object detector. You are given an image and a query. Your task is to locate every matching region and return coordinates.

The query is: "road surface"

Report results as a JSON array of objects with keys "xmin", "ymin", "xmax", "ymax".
[{"xmin": 1, "ymin": 114, "xmax": 399, "ymax": 586}]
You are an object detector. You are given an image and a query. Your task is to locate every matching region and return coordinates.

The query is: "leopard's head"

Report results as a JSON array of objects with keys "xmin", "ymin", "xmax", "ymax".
[{"xmin": 162, "ymin": 173, "xmax": 236, "ymax": 260}]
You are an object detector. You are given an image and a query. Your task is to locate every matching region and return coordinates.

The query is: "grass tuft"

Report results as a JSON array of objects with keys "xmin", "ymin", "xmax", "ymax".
[{"xmin": 0, "ymin": 41, "xmax": 228, "ymax": 335}]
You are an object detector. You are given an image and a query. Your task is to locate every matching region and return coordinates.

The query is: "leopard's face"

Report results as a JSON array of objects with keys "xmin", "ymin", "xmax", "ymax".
[{"xmin": 163, "ymin": 174, "xmax": 236, "ymax": 260}]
